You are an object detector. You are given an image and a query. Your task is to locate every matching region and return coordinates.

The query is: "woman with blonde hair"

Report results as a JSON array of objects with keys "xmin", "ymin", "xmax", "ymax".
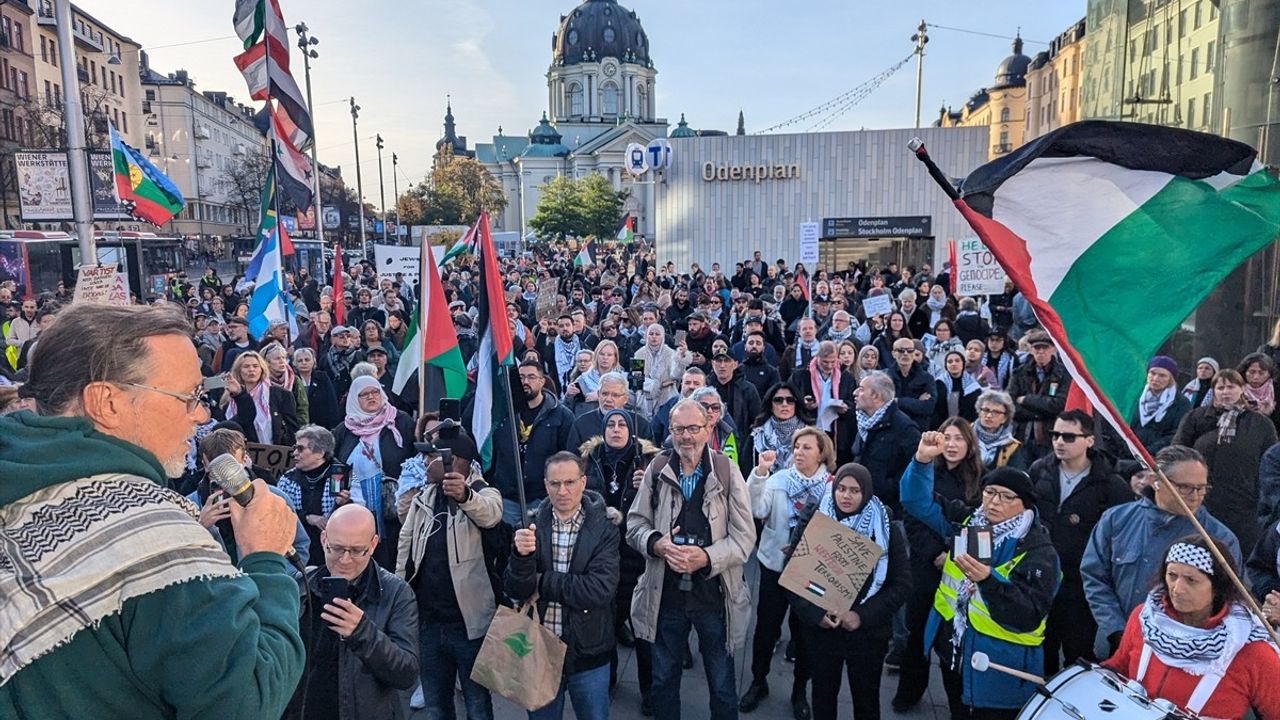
[
  {"xmin": 222, "ymin": 349, "xmax": 299, "ymax": 446},
  {"xmin": 566, "ymin": 339, "xmax": 622, "ymax": 411},
  {"xmin": 261, "ymin": 342, "xmax": 309, "ymax": 425}
]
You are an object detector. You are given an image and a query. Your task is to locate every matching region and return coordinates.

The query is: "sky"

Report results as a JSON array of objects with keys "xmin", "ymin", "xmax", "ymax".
[{"xmin": 81, "ymin": 0, "xmax": 1086, "ymax": 205}]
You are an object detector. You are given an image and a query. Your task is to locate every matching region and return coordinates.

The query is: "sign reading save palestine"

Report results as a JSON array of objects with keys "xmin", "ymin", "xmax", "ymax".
[{"xmin": 947, "ymin": 121, "xmax": 1280, "ymax": 462}]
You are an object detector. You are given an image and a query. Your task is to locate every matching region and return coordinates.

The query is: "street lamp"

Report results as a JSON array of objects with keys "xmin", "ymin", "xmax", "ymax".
[
  {"xmin": 376, "ymin": 133, "xmax": 387, "ymax": 244},
  {"xmin": 391, "ymin": 152, "xmax": 399, "ymax": 242},
  {"xmin": 295, "ymin": 22, "xmax": 324, "ymax": 245},
  {"xmin": 350, "ymin": 97, "xmax": 366, "ymax": 258}
]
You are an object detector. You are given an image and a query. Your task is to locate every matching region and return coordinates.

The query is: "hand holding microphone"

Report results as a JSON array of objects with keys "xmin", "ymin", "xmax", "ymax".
[{"xmin": 208, "ymin": 453, "xmax": 304, "ymax": 572}]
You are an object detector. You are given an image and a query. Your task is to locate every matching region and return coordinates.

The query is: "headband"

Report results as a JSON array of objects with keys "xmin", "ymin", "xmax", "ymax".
[{"xmin": 1166, "ymin": 542, "xmax": 1215, "ymax": 575}]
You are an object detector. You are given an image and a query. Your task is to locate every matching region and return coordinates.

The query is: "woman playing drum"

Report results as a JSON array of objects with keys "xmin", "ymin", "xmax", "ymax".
[{"xmin": 1103, "ymin": 535, "xmax": 1280, "ymax": 719}]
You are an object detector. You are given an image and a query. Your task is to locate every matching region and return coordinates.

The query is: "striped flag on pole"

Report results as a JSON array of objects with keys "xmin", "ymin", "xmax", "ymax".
[{"xmin": 471, "ymin": 211, "xmax": 515, "ymax": 469}]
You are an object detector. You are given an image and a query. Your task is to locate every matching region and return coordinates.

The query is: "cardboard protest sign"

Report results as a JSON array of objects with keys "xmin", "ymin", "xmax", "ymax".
[
  {"xmin": 245, "ymin": 442, "xmax": 294, "ymax": 476},
  {"xmin": 779, "ymin": 511, "xmax": 884, "ymax": 615},
  {"xmin": 74, "ymin": 265, "xmax": 127, "ymax": 305}
]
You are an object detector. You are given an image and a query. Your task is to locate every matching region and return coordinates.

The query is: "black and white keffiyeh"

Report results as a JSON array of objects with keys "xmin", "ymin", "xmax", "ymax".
[
  {"xmin": 1166, "ymin": 542, "xmax": 1215, "ymax": 576},
  {"xmin": 819, "ymin": 491, "xmax": 890, "ymax": 599},
  {"xmin": 783, "ymin": 465, "xmax": 830, "ymax": 527},
  {"xmin": 1138, "ymin": 588, "xmax": 1278, "ymax": 677},
  {"xmin": 949, "ymin": 508, "xmax": 1034, "ymax": 649}
]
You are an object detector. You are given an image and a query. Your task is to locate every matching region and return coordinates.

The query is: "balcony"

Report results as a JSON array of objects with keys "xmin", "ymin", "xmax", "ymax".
[{"xmin": 991, "ymin": 143, "xmax": 1013, "ymax": 155}]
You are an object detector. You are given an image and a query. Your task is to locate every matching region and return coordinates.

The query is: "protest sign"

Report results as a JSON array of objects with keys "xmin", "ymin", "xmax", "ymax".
[
  {"xmin": 535, "ymin": 283, "xmax": 560, "ymax": 321},
  {"xmin": 73, "ymin": 265, "xmax": 128, "ymax": 305},
  {"xmin": 779, "ymin": 511, "xmax": 885, "ymax": 615},
  {"xmin": 245, "ymin": 443, "xmax": 294, "ymax": 476},
  {"xmin": 799, "ymin": 222, "xmax": 820, "ymax": 264},
  {"xmin": 955, "ymin": 237, "xmax": 1007, "ymax": 296},
  {"xmin": 861, "ymin": 293, "xmax": 893, "ymax": 319}
]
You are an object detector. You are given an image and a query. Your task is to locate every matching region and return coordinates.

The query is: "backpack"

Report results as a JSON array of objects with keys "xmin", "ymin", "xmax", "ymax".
[{"xmin": 648, "ymin": 448, "xmax": 734, "ymax": 512}]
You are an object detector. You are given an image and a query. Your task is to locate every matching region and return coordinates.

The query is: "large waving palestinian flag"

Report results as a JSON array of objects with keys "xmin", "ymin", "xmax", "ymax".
[
  {"xmin": 471, "ymin": 212, "xmax": 515, "ymax": 469},
  {"xmin": 951, "ymin": 121, "xmax": 1280, "ymax": 462}
]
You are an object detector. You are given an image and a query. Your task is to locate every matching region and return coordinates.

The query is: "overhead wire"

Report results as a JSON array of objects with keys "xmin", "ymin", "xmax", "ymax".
[{"xmin": 756, "ymin": 51, "xmax": 916, "ymax": 134}]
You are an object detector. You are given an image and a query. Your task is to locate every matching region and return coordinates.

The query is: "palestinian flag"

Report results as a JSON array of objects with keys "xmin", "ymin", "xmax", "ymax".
[
  {"xmin": 109, "ymin": 123, "xmax": 185, "ymax": 225},
  {"xmin": 440, "ymin": 219, "xmax": 479, "ymax": 264},
  {"xmin": 574, "ymin": 239, "xmax": 596, "ymax": 267},
  {"xmin": 393, "ymin": 241, "xmax": 467, "ymax": 406},
  {"xmin": 232, "ymin": 0, "xmax": 287, "ymax": 60},
  {"xmin": 950, "ymin": 121, "xmax": 1280, "ymax": 462},
  {"xmin": 615, "ymin": 212, "xmax": 634, "ymax": 242},
  {"xmin": 471, "ymin": 212, "xmax": 516, "ymax": 469}
]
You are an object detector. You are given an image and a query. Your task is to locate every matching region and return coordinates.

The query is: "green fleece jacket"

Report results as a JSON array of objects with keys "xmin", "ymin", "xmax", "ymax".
[{"xmin": 0, "ymin": 412, "xmax": 305, "ymax": 719}]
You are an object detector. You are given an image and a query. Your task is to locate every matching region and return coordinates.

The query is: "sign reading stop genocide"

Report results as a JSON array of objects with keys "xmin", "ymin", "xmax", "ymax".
[{"xmin": 955, "ymin": 237, "xmax": 1007, "ymax": 296}]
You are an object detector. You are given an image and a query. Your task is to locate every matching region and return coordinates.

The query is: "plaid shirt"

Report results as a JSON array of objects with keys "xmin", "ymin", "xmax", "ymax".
[{"xmin": 544, "ymin": 507, "xmax": 584, "ymax": 638}]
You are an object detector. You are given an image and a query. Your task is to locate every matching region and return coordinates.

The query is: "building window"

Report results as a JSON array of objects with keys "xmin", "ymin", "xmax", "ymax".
[
  {"xmin": 39, "ymin": 36, "xmax": 46, "ymax": 62},
  {"xmin": 1194, "ymin": 1, "xmax": 1202, "ymax": 29},
  {"xmin": 568, "ymin": 82, "xmax": 583, "ymax": 116},
  {"xmin": 13, "ymin": 23, "xmax": 21, "ymax": 52},
  {"xmin": 1178, "ymin": 54, "xmax": 1184, "ymax": 84},
  {"xmin": 89, "ymin": 60, "xmax": 96, "ymax": 84},
  {"xmin": 601, "ymin": 82, "xmax": 619, "ymax": 116},
  {"xmin": 1206, "ymin": 41, "xmax": 1215, "ymax": 72},
  {"xmin": 1179, "ymin": 10, "xmax": 1187, "ymax": 38},
  {"xmin": 53, "ymin": 83, "xmax": 60, "ymax": 103},
  {"xmin": 18, "ymin": 71, "xmax": 28, "ymax": 99},
  {"xmin": 44, "ymin": 80, "xmax": 51, "ymax": 105},
  {"xmin": 1190, "ymin": 48, "xmax": 1198, "ymax": 79},
  {"xmin": 637, "ymin": 85, "xmax": 647, "ymax": 118},
  {"xmin": 122, "ymin": 111, "xmax": 127, "ymax": 133},
  {"xmin": 1202, "ymin": 92, "xmax": 1211, "ymax": 126},
  {"xmin": 49, "ymin": 38, "xmax": 55, "ymax": 66},
  {"xmin": 145, "ymin": 89, "xmax": 155, "ymax": 101},
  {"xmin": 1000, "ymin": 107, "xmax": 1010, "ymax": 122}
]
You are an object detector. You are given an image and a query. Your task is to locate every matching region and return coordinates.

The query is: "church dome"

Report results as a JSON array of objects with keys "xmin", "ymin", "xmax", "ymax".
[
  {"xmin": 993, "ymin": 35, "xmax": 1030, "ymax": 89},
  {"xmin": 669, "ymin": 113, "xmax": 695, "ymax": 138},
  {"xmin": 552, "ymin": 0, "xmax": 652, "ymax": 68}
]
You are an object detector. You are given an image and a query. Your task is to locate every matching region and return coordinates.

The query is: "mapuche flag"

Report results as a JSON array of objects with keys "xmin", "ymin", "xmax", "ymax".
[
  {"xmin": 109, "ymin": 123, "xmax": 185, "ymax": 225},
  {"xmin": 949, "ymin": 120, "xmax": 1280, "ymax": 461},
  {"xmin": 393, "ymin": 243, "xmax": 467, "ymax": 406},
  {"xmin": 470, "ymin": 211, "xmax": 515, "ymax": 469}
]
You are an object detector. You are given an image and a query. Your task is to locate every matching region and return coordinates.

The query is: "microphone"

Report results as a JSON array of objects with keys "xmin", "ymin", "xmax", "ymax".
[{"xmin": 207, "ymin": 453, "xmax": 307, "ymax": 574}]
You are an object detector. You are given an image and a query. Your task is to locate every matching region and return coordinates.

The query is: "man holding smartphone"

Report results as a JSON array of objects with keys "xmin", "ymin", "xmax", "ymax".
[{"xmin": 291, "ymin": 504, "xmax": 420, "ymax": 719}]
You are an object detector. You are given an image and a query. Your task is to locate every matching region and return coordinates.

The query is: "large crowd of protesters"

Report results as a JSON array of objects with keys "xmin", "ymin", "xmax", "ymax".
[{"xmin": 4, "ymin": 237, "xmax": 1280, "ymax": 720}]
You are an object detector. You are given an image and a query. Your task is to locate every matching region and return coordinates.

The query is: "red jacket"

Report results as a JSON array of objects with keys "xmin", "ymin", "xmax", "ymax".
[{"xmin": 1103, "ymin": 603, "xmax": 1280, "ymax": 720}]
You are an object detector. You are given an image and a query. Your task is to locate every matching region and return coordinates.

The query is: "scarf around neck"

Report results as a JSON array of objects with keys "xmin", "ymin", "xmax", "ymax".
[
  {"xmin": 1138, "ymin": 385, "xmax": 1178, "ymax": 425},
  {"xmin": 926, "ymin": 295, "xmax": 948, "ymax": 325},
  {"xmin": 949, "ymin": 507, "xmax": 1034, "ymax": 650},
  {"xmin": 794, "ymin": 337, "xmax": 820, "ymax": 367},
  {"xmin": 1245, "ymin": 380, "xmax": 1276, "ymax": 415},
  {"xmin": 753, "ymin": 416, "xmax": 803, "ymax": 473},
  {"xmin": 1215, "ymin": 400, "xmax": 1248, "ymax": 445},
  {"xmin": 820, "ymin": 490, "xmax": 890, "ymax": 599},
  {"xmin": 1139, "ymin": 588, "xmax": 1277, "ymax": 678},
  {"xmin": 783, "ymin": 464, "xmax": 830, "ymax": 527},
  {"xmin": 554, "ymin": 334, "xmax": 581, "ymax": 375},
  {"xmin": 856, "ymin": 401, "xmax": 893, "ymax": 443},
  {"xmin": 975, "ymin": 420, "xmax": 1016, "ymax": 466},
  {"xmin": 343, "ymin": 376, "xmax": 402, "ymax": 446},
  {"xmin": 247, "ymin": 380, "xmax": 273, "ymax": 445}
]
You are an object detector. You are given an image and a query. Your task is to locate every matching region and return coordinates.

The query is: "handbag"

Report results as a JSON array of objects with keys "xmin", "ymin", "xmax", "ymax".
[{"xmin": 470, "ymin": 594, "xmax": 567, "ymax": 711}]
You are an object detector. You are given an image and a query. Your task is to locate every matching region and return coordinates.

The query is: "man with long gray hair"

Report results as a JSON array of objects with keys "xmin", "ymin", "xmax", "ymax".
[{"xmin": 0, "ymin": 303, "xmax": 304, "ymax": 718}]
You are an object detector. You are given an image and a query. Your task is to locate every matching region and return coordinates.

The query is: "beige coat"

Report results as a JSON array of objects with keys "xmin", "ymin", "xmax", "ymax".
[
  {"xmin": 625, "ymin": 448, "xmax": 757, "ymax": 651},
  {"xmin": 395, "ymin": 469, "xmax": 503, "ymax": 640}
]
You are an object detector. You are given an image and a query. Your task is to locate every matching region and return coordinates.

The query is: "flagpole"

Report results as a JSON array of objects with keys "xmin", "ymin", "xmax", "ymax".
[
  {"xmin": 498, "ymin": 365, "xmax": 528, "ymax": 527},
  {"xmin": 295, "ymin": 22, "xmax": 323, "ymax": 247},
  {"xmin": 910, "ymin": 136, "xmax": 1280, "ymax": 646},
  {"xmin": 417, "ymin": 239, "xmax": 428, "ymax": 415}
]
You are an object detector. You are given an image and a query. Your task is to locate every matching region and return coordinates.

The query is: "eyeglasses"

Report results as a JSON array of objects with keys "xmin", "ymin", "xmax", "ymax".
[
  {"xmin": 772, "ymin": 396, "xmax": 797, "ymax": 405},
  {"xmin": 893, "ymin": 348, "xmax": 914, "ymax": 355},
  {"xmin": 324, "ymin": 544, "xmax": 372, "ymax": 558},
  {"xmin": 978, "ymin": 407, "xmax": 1008, "ymax": 417},
  {"xmin": 293, "ymin": 444, "xmax": 318, "ymax": 453},
  {"xmin": 121, "ymin": 381, "xmax": 206, "ymax": 413},
  {"xmin": 982, "ymin": 487, "xmax": 1021, "ymax": 504},
  {"xmin": 1049, "ymin": 431, "xmax": 1091, "ymax": 443},
  {"xmin": 1166, "ymin": 480, "xmax": 1212, "ymax": 497},
  {"xmin": 699, "ymin": 403, "xmax": 722, "ymax": 413},
  {"xmin": 670, "ymin": 424, "xmax": 705, "ymax": 437}
]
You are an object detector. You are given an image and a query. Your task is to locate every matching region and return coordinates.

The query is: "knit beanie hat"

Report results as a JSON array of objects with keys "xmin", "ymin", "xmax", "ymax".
[
  {"xmin": 1148, "ymin": 355, "xmax": 1178, "ymax": 377},
  {"xmin": 1196, "ymin": 357, "xmax": 1220, "ymax": 374},
  {"xmin": 982, "ymin": 466, "xmax": 1037, "ymax": 507}
]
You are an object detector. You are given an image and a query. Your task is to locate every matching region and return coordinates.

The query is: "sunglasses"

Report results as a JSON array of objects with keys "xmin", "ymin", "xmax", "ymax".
[
  {"xmin": 772, "ymin": 395, "xmax": 797, "ymax": 405},
  {"xmin": 1049, "ymin": 431, "xmax": 1091, "ymax": 443}
]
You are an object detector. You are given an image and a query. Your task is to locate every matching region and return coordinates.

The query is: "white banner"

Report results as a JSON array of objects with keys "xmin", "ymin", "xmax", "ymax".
[
  {"xmin": 799, "ymin": 221, "xmax": 820, "ymax": 264},
  {"xmin": 73, "ymin": 264, "xmax": 129, "ymax": 305},
  {"xmin": 16, "ymin": 151, "xmax": 73, "ymax": 220},
  {"xmin": 955, "ymin": 237, "xmax": 1007, "ymax": 296},
  {"xmin": 373, "ymin": 243, "xmax": 443, "ymax": 287}
]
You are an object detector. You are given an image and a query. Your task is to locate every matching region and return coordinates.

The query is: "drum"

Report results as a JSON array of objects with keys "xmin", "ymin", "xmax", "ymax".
[{"xmin": 1017, "ymin": 663, "xmax": 1195, "ymax": 719}]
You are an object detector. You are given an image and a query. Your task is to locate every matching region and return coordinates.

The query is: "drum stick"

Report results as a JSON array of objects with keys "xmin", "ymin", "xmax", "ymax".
[{"xmin": 970, "ymin": 652, "xmax": 1046, "ymax": 685}]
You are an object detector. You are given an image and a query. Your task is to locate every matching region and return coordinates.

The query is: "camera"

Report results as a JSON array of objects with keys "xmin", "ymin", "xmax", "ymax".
[
  {"xmin": 672, "ymin": 532, "xmax": 705, "ymax": 592},
  {"xmin": 629, "ymin": 357, "xmax": 646, "ymax": 392}
]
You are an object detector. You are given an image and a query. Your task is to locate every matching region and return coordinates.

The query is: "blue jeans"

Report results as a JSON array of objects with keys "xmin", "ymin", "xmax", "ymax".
[
  {"xmin": 419, "ymin": 620, "xmax": 493, "ymax": 720},
  {"xmin": 503, "ymin": 497, "xmax": 543, "ymax": 527},
  {"xmin": 651, "ymin": 603, "xmax": 738, "ymax": 720},
  {"xmin": 528, "ymin": 663, "xmax": 611, "ymax": 720}
]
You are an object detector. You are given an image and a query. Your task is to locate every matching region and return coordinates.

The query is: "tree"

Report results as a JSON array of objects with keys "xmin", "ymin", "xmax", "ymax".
[
  {"xmin": 528, "ymin": 173, "xmax": 628, "ymax": 241},
  {"xmin": 429, "ymin": 150, "xmax": 506, "ymax": 223},
  {"xmin": 224, "ymin": 148, "xmax": 271, "ymax": 234}
]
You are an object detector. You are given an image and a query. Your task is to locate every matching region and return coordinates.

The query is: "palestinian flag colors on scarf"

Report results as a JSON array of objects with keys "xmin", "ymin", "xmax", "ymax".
[
  {"xmin": 440, "ymin": 219, "xmax": 479, "ymax": 264},
  {"xmin": 950, "ymin": 120, "xmax": 1280, "ymax": 463},
  {"xmin": 574, "ymin": 239, "xmax": 596, "ymax": 267},
  {"xmin": 393, "ymin": 240, "xmax": 467, "ymax": 404},
  {"xmin": 615, "ymin": 212, "xmax": 634, "ymax": 242},
  {"xmin": 109, "ymin": 123, "xmax": 185, "ymax": 225},
  {"xmin": 471, "ymin": 211, "xmax": 516, "ymax": 469}
]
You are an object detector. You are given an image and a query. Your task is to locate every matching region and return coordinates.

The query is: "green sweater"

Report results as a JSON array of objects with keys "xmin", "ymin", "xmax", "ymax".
[{"xmin": 0, "ymin": 412, "xmax": 305, "ymax": 718}]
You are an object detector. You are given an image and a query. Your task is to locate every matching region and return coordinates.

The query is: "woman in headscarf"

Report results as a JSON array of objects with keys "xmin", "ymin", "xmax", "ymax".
[
  {"xmin": 742, "ymin": 427, "xmax": 836, "ymax": 719},
  {"xmin": 1104, "ymin": 535, "xmax": 1280, "ymax": 719},
  {"xmin": 971, "ymin": 389, "xmax": 1032, "ymax": 472},
  {"xmin": 789, "ymin": 462, "xmax": 911, "ymax": 720},
  {"xmin": 964, "ymin": 339, "xmax": 998, "ymax": 389},
  {"xmin": 780, "ymin": 282, "xmax": 809, "ymax": 331},
  {"xmin": 1239, "ymin": 352, "xmax": 1280, "ymax": 429},
  {"xmin": 900, "ymin": 432, "xmax": 1060, "ymax": 719},
  {"xmin": 1181, "ymin": 357, "xmax": 1219, "ymax": 409},
  {"xmin": 893, "ymin": 418, "xmax": 983, "ymax": 712},
  {"xmin": 332, "ymin": 375, "xmax": 416, "ymax": 570},
  {"xmin": 222, "ymin": 349, "xmax": 299, "ymax": 447},
  {"xmin": 634, "ymin": 322, "xmax": 690, "ymax": 418},
  {"xmin": 857, "ymin": 345, "xmax": 880, "ymax": 377},
  {"xmin": 262, "ymin": 342, "xmax": 309, "ymax": 425},
  {"xmin": 750, "ymin": 382, "xmax": 812, "ymax": 477},
  {"xmin": 924, "ymin": 284, "xmax": 957, "ymax": 329},
  {"xmin": 923, "ymin": 320, "xmax": 964, "ymax": 375},
  {"xmin": 1174, "ymin": 369, "xmax": 1279, "ymax": 557},
  {"xmin": 580, "ymin": 408, "xmax": 660, "ymax": 705},
  {"xmin": 932, "ymin": 350, "xmax": 981, "ymax": 429}
]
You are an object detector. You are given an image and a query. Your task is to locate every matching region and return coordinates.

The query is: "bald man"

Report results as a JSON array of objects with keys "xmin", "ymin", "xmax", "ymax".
[{"xmin": 288, "ymin": 504, "xmax": 420, "ymax": 719}]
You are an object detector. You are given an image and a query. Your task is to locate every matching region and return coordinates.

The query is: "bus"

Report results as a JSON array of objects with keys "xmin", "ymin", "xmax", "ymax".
[{"xmin": 0, "ymin": 231, "xmax": 186, "ymax": 300}]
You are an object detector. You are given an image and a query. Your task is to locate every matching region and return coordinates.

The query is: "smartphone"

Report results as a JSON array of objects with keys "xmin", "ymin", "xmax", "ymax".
[
  {"xmin": 439, "ymin": 447, "xmax": 454, "ymax": 472},
  {"xmin": 953, "ymin": 527, "xmax": 993, "ymax": 564},
  {"xmin": 317, "ymin": 576, "xmax": 351, "ymax": 605},
  {"xmin": 674, "ymin": 330, "xmax": 688, "ymax": 346},
  {"xmin": 328, "ymin": 462, "xmax": 350, "ymax": 495},
  {"xmin": 439, "ymin": 398, "xmax": 461, "ymax": 422},
  {"xmin": 631, "ymin": 358, "xmax": 646, "ymax": 372},
  {"xmin": 204, "ymin": 374, "xmax": 228, "ymax": 392}
]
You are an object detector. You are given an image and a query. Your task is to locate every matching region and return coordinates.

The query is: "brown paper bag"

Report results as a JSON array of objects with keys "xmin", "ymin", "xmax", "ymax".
[{"xmin": 470, "ymin": 601, "xmax": 567, "ymax": 711}]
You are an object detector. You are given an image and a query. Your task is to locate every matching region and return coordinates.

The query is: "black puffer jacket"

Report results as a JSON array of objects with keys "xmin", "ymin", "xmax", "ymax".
[
  {"xmin": 505, "ymin": 491, "xmax": 620, "ymax": 674},
  {"xmin": 1028, "ymin": 450, "xmax": 1130, "ymax": 593},
  {"xmin": 851, "ymin": 403, "xmax": 921, "ymax": 513}
]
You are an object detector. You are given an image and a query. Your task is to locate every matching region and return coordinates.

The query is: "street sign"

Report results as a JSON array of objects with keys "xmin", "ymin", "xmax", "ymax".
[
  {"xmin": 646, "ymin": 138, "xmax": 672, "ymax": 171},
  {"xmin": 625, "ymin": 142, "xmax": 649, "ymax": 177},
  {"xmin": 823, "ymin": 216, "xmax": 932, "ymax": 239},
  {"xmin": 799, "ymin": 222, "xmax": 820, "ymax": 264}
]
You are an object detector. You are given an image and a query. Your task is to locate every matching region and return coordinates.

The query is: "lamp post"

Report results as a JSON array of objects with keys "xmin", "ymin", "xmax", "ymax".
[
  {"xmin": 53, "ymin": 0, "xmax": 94, "ymax": 259},
  {"xmin": 376, "ymin": 133, "xmax": 387, "ymax": 244},
  {"xmin": 295, "ymin": 22, "xmax": 323, "ymax": 245},
  {"xmin": 350, "ymin": 97, "xmax": 366, "ymax": 258},
  {"xmin": 391, "ymin": 152, "xmax": 399, "ymax": 243}
]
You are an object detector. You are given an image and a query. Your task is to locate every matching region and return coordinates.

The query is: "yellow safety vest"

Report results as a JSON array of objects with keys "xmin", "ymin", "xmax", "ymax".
[{"xmin": 932, "ymin": 549, "xmax": 1046, "ymax": 647}]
